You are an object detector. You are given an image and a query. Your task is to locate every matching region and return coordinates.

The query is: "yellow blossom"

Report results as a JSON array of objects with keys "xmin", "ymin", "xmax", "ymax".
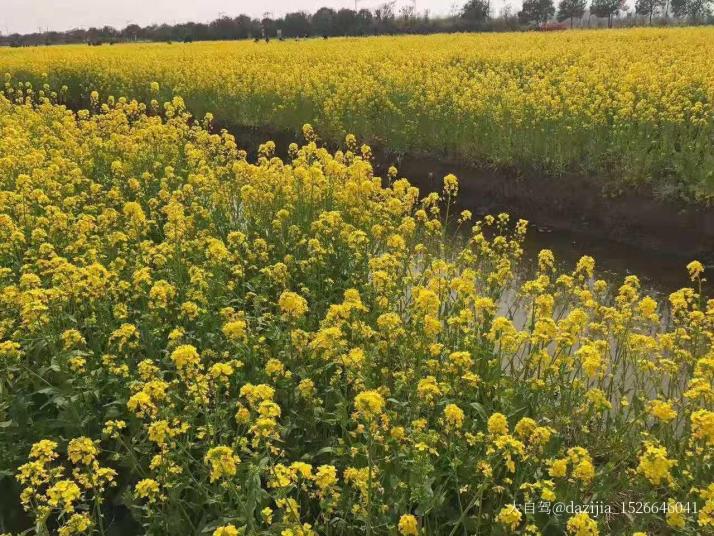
[
  {"xmin": 354, "ymin": 390, "xmax": 385, "ymax": 419},
  {"xmin": 398, "ymin": 514, "xmax": 419, "ymax": 535}
]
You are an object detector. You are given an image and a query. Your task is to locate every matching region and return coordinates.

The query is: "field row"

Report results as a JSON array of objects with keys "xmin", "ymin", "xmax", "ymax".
[{"xmin": 1, "ymin": 28, "xmax": 713, "ymax": 201}]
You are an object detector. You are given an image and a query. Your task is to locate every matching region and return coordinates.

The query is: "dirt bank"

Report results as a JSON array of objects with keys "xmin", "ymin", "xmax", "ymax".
[
  {"xmin": 390, "ymin": 154, "xmax": 714, "ymax": 262},
  {"xmin": 229, "ymin": 125, "xmax": 713, "ymax": 266}
]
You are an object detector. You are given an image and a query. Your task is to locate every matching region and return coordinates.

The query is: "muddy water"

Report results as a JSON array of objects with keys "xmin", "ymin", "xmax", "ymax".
[
  {"xmin": 403, "ymin": 170, "xmax": 701, "ymax": 296},
  {"xmin": 387, "ymin": 155, "xmax": 713, "ymax": 297},
  {"xmin": 231, "ymin": 126, "xmax": 712, "ymax": 297}
]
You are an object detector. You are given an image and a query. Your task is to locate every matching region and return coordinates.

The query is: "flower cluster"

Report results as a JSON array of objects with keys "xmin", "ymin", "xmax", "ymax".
[
  {"xmin": 0, "ymin": 88, "xmax": 712, "ymax": 535},
  {"xmin": 2, "ymin": 28, "xmax": 714, "ymax": 200}
]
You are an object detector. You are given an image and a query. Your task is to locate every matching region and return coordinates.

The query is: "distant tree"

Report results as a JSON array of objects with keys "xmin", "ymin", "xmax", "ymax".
[
  {"xmin": 334, "ymin": 9, "xmax": 358, "ymax": 35},
  {"xmin": 518, "ymin": 0, "xmax": 556, "ymax": 24},
  {"xmin": 375, "ymin": 1, "xmax": 397, "ymax": 20},
  {"xmin": 85, "ymin": 26, "xmax": 119, "ymax": 45},
  {"xmin": 312, "ymin": 7, "xmax": 337, "ymax": 36},
  {"xmin": 399, "ymin": 4, "xmax": 416, "ymax": 20},
  {"xmin": 194, "ymin": 22, "xmax": 212, "ymax": 40},
  {"xmin": 374, "ymin": 2, "xmax": 397, "ymax": 33},
  {"xmin": 501, "ymin": 3, "xmax": 516, "ymax": 18},
  {"xmin": 590, "ymin": 0, "xmax": 626, "ymax": 26},
  {"xmin": 397, "ymin": 4, "xmax": 421, "ymax": 32},
  {"xmin": 210, "ymin": 16, "xmax": 239, "ymax": 40},
  {"xmin": 152, "ymin": 23, "xmax": 179, "ymax": 41},
  {"xmin": 122, "ymin": 23, "xmax": 142, "ymax": 41},
  {"xmin": 64, "ymin": 28, "xmax": 87, "ymax": 44},
  {"xmin": 557, "ymin": 0, "xmax": 587, "ymax": 24},
  {"xmin": 685, "ymin": 0, "xmax": 713, "ymax": 19},
  {"xmin": 235, "ymin": 15, "xmax": 259, "ymax": 39},
  {"xmin": 670, "ymin": 0, "xmax": 688, "ymax": 15},
  {"xmin": 462, "ymin": 0, "xmax": 491, "ymax": 22},
  {"xmin": 101, "ymin": 25, "xmax": 118, "ymax": 40},
  {"xmin": 282, "ymin": 12, "xmax": 311, "ymax": 37},
  {"xmin": 635, "ymin": 0, "xmax": 666, "ymax": 22},
  {"xmin": 261, "ymin": 17, "xmax": 277, "ymax": 38},
  {"xmin": 355, "ymin": 9, "xmax": 374, "ymax": 34}
]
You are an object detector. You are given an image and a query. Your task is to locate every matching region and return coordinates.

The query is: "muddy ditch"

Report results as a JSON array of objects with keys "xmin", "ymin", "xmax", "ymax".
[{"xmin": 224, "ymin": 124, "xmax": 712, "ymax": 293}]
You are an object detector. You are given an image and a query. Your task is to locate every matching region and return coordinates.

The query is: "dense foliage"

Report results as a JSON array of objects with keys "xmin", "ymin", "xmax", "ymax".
[{"xmin": 0, "ymin": 87, "xmax": 712, "ymax": 535}]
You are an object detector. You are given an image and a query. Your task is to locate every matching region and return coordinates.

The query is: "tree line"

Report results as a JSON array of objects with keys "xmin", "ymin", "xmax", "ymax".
[
  {"xmin": 513, "ymin": 0, "xmax": 712, "ymax": 28},
  {"xmin": 1, "ymin": 0, "xmax": 712, "ymax": 47}
]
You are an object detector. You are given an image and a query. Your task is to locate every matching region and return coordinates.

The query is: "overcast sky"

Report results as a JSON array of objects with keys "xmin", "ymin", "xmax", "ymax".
[{"xmin": 1, "ymin": 0, "xmax": 514, "ymax": 35}]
